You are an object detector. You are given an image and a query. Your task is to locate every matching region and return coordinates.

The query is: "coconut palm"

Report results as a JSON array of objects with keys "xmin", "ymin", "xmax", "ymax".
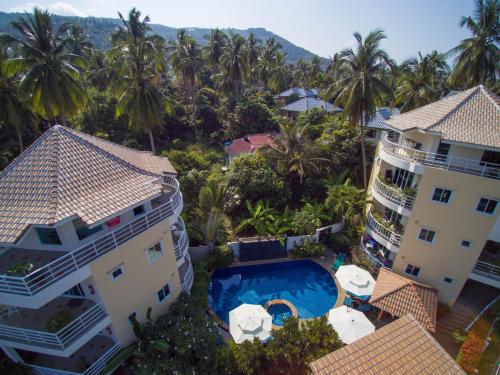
[
  {"xmin": 245, "ymin": 32, "xmax": 261, "ymax": 90},
  {"xmin": 195, "ymin": 180, "xmax": 227, "ymax": 251},
  {"xmin": 171, "ymin": 31, "xmax": 203, "ymax": 99},
  {"xmin": 0, "ymin": 7, "xmax": 86, "ymax": 124},
  {"xmin": 256, "ymin": 37, "xmax": 281, "ymax": 90},
  {"xmin": 218, "ymin": 34, "xmax": 247, "ymax": 97},
  {"xmin": 327, "ymin": 29, "xmax": 392, "ymax": 189},
  {"xmin": 204, "ymin": 28, "xmax": 227, "ymax": 73},
  {"xmin": 325, "ymin": 178, "xmax": 366, "ymax": 223},
  {"xmin": 269, "ymin": 51, "xmax": 290, "ymax": 93},
  {"xmin": 448, "ymin": 0, "xmax": 499, "ymax": 88},
  {"xmin": 235, "ymin": 200, "xmax": 276, "ymax": 236}
]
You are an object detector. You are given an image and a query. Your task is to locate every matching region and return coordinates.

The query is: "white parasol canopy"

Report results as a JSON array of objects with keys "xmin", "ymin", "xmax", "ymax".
[
  {"xmin": 229, "ymin": 303, "xmax": 272, "ymax": 344},
  {"xmin": 328, "ymin": 305, "xmax": 375, "ymax": 344},
  {"xmin": 335, "ymin": 265, "xmax": 376, "ymax": 297}
]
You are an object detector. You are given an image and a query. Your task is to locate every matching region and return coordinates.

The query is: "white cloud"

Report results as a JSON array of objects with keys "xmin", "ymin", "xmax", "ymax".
[{"xmin": 9, "ymin": 2, "xmax": 87, "ymax": 17}]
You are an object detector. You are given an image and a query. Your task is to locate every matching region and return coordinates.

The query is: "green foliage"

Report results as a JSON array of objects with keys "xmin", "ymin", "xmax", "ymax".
[
  {"xmin": 290, "ymin": 240, "xmax": 326, "ymax": 258},
  {"xmin": 291, "ymin": 202, "xmax": 330, "ymax": 235},
  {"xmin": 179, "ymin": 168, "xmax": 210, "ymax": 208},
  {"xmin": 79, "ymin": 97, "xmax": 128, "ymax": 144},
  {"xmin": 163, "ymin": 147, "xmax": 222, "ymax": 174},
  {"xmin": 206, "ymin": 245, "xmax": 234, "ymax": 269},
  {"xmin": 6, "ymin": 261, "xmax": 34, "ymax": 275},
  {"xmin": 229, "ymin": 338, "xmax": 266, "ymax": 375},
  {"xmin": 46, "ymin": 310, "xmax": 73, "ymax": 333},
  {"xmin": 325, "ymin": 178, "xmax": 365, "ymax": 223},
  {"xmin": 235, "ymin": 200, "xmax": 277, "ymax": 236}
]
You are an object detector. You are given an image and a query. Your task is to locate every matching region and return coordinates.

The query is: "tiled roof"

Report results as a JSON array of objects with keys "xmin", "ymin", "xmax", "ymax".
[
  {"xmin": 224, "ymin": 139, "xmax": 254, "ymax": 156},
  {"xmin": 309, "ymin": 314, "xmax": 465, "ymax": 375},
  {"xmin": 245, "ymin": 134, "xmax": 276, "ymax": 148},
  {"xmin": 361, "ymin": 107, "xmax": 400, "ymax": 130},
  {"xmin": 0, "ymin": 126, "xmax": 175, "ymax": 244},
  {"xmin": 384, "ymin": 85, "xmax": 500, "ymax": 148},
  {"xmin": 276, "ymin": 87, "xmax": 318, "ymax": 98},
  {"xmin": 369, "ymin": 268, "xmax": 438, "ymax": 332},
  {"xmin": 224, "ymin": 134, "xmax": 275, "ymax": 156},
  {"xmin": 281, "ymin": 97, "xmax": 342, "ymax": 113}
]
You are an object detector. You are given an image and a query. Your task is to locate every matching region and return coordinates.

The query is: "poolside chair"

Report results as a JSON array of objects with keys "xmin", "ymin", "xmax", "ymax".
[
  {"xmin": 331, "ymin": 253, "xmax": 345, "ymax": 272},
  {"xmin": 343, "ymin": 296, "xmax": 353, "ymax": 307}
]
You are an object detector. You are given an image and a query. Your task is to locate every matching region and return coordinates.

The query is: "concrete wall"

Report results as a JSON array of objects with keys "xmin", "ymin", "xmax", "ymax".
[
  {"xmin": 89, "ymin": 219, "xmax": 181, "ymax": 345},
  {"xmin": 188, "ymin": 246, "xmax": 210, "ymax": 263}
]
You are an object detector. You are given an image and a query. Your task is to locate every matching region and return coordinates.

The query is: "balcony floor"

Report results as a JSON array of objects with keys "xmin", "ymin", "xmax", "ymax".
[
  {"xmin": 1, "ymin": 296, "xmax": 95, "ymax": 332},
  {"xmin": 0, "ymin": 248, "xmax": 66, "ymax": 276},
  {"xmin": 20, "ymin": 335, "xmax": 115, "ymax": 373}
]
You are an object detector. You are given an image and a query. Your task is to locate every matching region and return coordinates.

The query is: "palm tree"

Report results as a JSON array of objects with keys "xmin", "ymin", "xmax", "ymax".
[
  {"xmin": 195, "ymin": 180, "xmax": 227, "ymax": 251},
  {"xmin": 328, "ymin": 29, "xmax": 392, "ymax": 189},
  {"xmin": 448, "ymin": 0, "xmax": 499, "ymax": 88},
  {"xmin": 269, "ymin": 51, "xmax": 290, "ymax": 93},
  {"xmin": 245, "ymin": 32, "xmax": 261, "ymax": 90},
  {"xmin": 0, "ymin": 48, "xmax": 38, "ymax": 152},
  {"xmin": 257, "ymin": 37, "xmax": 281, "ymax": 90},
  {"xmin": 395, "ymin": 51, "xmax": 449, "ymax": 112},
  {"xmin": 235, "ymin": 200, "xmax": 276, "ymax": 236},
  {"xmin": 204, "ymin": 28, "xmax": 227, "ymax": 73},
  {"xmin": 325, "ymin": 178, "xmax": 365, "ymax": 223},
  {"xmin": 219, "ymin": 34, "xmax": 247, "ymax": 97},
  {"xmin": 110, "ymin": 8, "xmax": 169, "ymax": 154},
  {"xmin": 0, "ymin": 7, "xmax": 86, "ymax": 124}
]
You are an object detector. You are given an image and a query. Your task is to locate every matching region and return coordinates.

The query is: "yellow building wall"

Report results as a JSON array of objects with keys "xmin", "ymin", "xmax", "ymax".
[
  {"xmin": 88, "ymin": 220, "xmax": 181, "ymax": 345},
  {"xmin": 393, "ymin": 166, "xmax": 499, "ymax": 305}
]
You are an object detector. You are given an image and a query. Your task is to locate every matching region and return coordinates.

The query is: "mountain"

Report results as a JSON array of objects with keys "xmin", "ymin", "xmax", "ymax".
[{"xmin": 0, "ymin": 11, "xmax": 327, "ymax": 64}]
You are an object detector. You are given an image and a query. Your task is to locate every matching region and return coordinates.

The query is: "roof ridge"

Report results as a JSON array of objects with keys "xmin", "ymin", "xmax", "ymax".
[
  {"xmin": 407, "ymin": 283, "xmax": 434, "ymax": 328},
  {"xmin": 479, "ymin": 84, "xmax": 500, "ymax": 110},
  {"xmin": 49, "ymin": 127, "xmax": 62, "ymax": 224},
  {"xmin": 369, "ymin": 270, "xmax": 412, "ymax": 302}
]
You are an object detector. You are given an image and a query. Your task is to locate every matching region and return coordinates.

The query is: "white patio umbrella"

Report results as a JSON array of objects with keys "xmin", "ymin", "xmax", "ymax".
[
  {"xmin": 335, "ymin": 265, "xmax": 376, "ymax": 297},
  {"xmin": 229, "ymin": 303, "xmax": 272, "ymax": 344},
  {"xmin": 328, "ymin": 305, "xmax": 375, "ymax": 344}
]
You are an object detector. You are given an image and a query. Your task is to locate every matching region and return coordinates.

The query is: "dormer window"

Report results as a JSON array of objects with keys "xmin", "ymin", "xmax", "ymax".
[
  {"xmin": 73, "ymin": 219, "xmax": 102, "ymax": 241},
  {"xmin": 36, "ymin": 227, "xmax": 61, "ymax": 245}
]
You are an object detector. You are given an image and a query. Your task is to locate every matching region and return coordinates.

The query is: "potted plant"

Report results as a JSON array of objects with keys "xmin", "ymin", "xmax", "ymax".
[
  {"xmin": 6, "ymin": 261, "xmax": 34, "ymax": 276},
  {"xmin": 46, "ymin": 310, "xmax": 74, "ymax": 333}
]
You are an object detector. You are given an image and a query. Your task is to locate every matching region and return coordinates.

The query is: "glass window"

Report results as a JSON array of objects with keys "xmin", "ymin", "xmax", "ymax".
[
  {"xmin": 432, "ymin": 188, "xmax": 452, "ymax": 203},
  {"xmin": 133, "ymin": 205, "xmax": 145, "ymax": 216},
  {"xmin": 476, "ymin": 198, "xmax": 497, "ymax": 215},
  {"xmin": 73, "ymin": 219, "xmax": 102, "ymax": 241},
  {"xmin": 444, "ymin": 277, "xmax": 453, "ymax": 284},
  {"xmin": 460, "ymin": 240, "xmax": 471, "ymax": 248},
  {"xmin": 146, "ymin": 243, "xmax": 164, "ymax": 264},
  {"xmin": 108, "ymin": 265, "xmax": 124, "ymax": 280},
  {"xmin": 36, "ymin": 227, "xmax": 62, "ymax": 245},
  {"xmin": 418, "ymin": 228, "xmax": 436, "ymax": 243},
  {"xmin": 435, "ymin": 142, "xmax": 450, "ymax": 162},
  {"xmin": 405, "ymin": 264, "xmax": 420, "ymax": 277},
  {"xmin": 157, "ymin": 283, "xmax": 170, "ymax": 303}
]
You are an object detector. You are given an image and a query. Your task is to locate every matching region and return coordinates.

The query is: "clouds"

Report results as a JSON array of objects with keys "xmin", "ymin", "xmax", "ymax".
[{"xmin": 9, "ymin": 2, "xmax": 87, "ymax": 17}]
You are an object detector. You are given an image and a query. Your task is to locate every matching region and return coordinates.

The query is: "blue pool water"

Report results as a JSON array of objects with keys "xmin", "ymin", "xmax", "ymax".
[
  {"xmin": 267, "ymin": 303, "xmax": 292, "ymax": 326},
  {"xmin": 209, "ymin": 260, "xmax": 338, "ymax": 324}
]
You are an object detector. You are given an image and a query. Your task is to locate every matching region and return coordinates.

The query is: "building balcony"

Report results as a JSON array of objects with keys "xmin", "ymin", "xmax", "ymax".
[
  {"xmin": 380, "ymin": 134, "xmax": 500, "ymax": 179},
  {"xmin": 0, "ymin": 296, "xmax": 110, "ymax": 356},
  {"xmin": 178, "ymin": 254, "xmax": 194, "ymax": 292},
  {"xmin": 470, "ymin": 261, "xmax": 500, "ymax": 289},
  {"xmin": 366, "ymin": 211, "xmax": 402, "ymax": 251},
  {"xmin": 171, "ymin": 217, "xmax": 189, "ymax": 265},
  {"xmin": 0, "ymin": 176, "xmax": 183, "ymax": 307},
  {"xmin": 359, "ymin": 240, "xmax": 392, "ymax": 269},
  {"xmin": 20, "ymin": 335, "xmax": 119, "ymax": 375},
  {"xmin": 372, "ymin": 176, "xmax": 415, "ymax": 216}
]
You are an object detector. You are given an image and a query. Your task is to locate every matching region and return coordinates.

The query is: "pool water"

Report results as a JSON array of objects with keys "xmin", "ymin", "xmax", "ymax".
[
  {"xmin": 267, "ymin": 303, "xmax": 292, "ymax": 326},
  {"xmin": 209, "ymin": 260, "xmax": 338, "ymax": 324}
]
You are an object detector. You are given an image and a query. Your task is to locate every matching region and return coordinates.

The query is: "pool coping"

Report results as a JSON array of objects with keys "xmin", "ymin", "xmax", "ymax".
[{"xmin": 264, "ymin": 299, "xmax": 299, "ymax": 330}]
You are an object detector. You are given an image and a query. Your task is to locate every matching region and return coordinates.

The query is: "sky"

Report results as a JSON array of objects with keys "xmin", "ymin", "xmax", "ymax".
[{"xmin": 0, "ymin": 0, "xmax": 475, "ymax": 62}]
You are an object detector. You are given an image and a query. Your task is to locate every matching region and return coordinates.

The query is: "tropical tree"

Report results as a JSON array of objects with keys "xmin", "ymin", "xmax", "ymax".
[
  {"xmin": 204, "ymin": 28, "xmax": 227, "ymax": 73},
  {"xmin": 0, "ymin": 7, "xmax": 86, "ymax": 124},
  {"xmin": 235, "ymin": 200, "xmax": 276, "ymax": 236},
  {"xmin": 219, "ymin": 34, "xmax": 247, "ymax": 97},
  {"xmin": 325, "ymin": 178, "xmax": 365, "ymax": 223},
  {"xmin": 327, "ymin": 29, "xmax": 392, "ymax": 189},
  {"xmin": 245, "ymin": 32, "xmax": 261, "ymax": 89},
  {"xmin": 195, "ymin": 180, "xmax": 227, "ymax": 251},
  {"xmin": 269, "ymin": 51, "xmax": 290, "ymax": 93},
  {"xmin": 256, "ymin": 37, "xmax": 281, "ymax": 89},
  {"xmin": 448, "ymin": 0, "xmax": 499, "ymax": 88}
]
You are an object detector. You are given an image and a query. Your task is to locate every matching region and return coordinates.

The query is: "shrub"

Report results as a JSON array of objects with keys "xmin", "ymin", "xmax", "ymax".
[
  {"xmin": 206, "ymin": 245, "xmax": 234, "ymax": 270},
  {"xmin": 46, "ymin": 310, "xmax": 73, "ymax": 332},
  {"xmin": 163, "ymin": 149, "xmax": 211, "ymax": 174},
  {"xmin": 6, "ymin": 261, "xmax": 34, "ymax": 275},
  {"xmin": 457, "ymin": 332, "xmax": 483, "ymax": 374},
  {"xmin": 290, "ymin": 240, "xmax": 326, "ymax": 258}
]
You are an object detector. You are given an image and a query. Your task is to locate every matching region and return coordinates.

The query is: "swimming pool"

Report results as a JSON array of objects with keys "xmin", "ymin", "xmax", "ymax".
[
  {"xmin": 267, "ymin": 303, "xmax": 292, "ymax": 326},
  {"xmin": 209, "ymin": 260, "xmax": 338, "ymax": 324}
]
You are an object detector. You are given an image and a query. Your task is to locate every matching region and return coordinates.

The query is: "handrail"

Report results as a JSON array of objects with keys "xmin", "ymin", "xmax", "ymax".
[
  {"xmin": 373, "ymin": 176, "xmax": 415, "ymax": 211},
  {"xmin": 359, "ymin": 240, "xmax": 387, "ymax": 269},
  {"xmin": 181, "ymin": 254, "xmax": 194, "ymax": 292},
  {"xmin": 366, "ymin": 212, "xmax": 402, "ymax": 247},
  {"xmin": 0, "ymin": 302, "xmax": 108, "ymax": 349},
  {"xmin": 472, "ymin": 260, "xmax": 500, "ymax": 280},
  {"xmin": 172, "ymin": 217, "xmax": 189, "ymax": 261},
  {"xmin": 465, "ymin": 295, "xmax": 500, "ymax": 332},
  {"xmin": 0, "ymin": 176, "xmax": 182, "ymax": 297},
  {"xmin": 381, "ymin": 134, "xmax": 500, "ymax": 180}
]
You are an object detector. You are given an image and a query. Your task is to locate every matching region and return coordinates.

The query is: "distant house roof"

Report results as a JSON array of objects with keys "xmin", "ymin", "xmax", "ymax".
[
  {"xmin": 309, "ymin": 314, "xmax": 465, "ymax": 375},
  {"xmin": 280, "ymin": 97, "xmax": 342, "ymax": 113},
  {"xmin": 224, "ymin": 133, "xmax": 275, "ymax": 157},
  {"xmin": 361, "ymin": 107, "xmax": 400, "ymax": 130},
  {"xmin": 369, "ymin": 268, "xmax": 438, "ymax": 332},
  {"xmin": 0, "ymin": 125, "xmax": 176, "ymax": 245},
  {"xmin": 276, "ymin": 87, "xmax": 318, "ymax": 98},
  {"xmin": 384, "ymin": 85, "xmax": 500, "ymax": 149}
]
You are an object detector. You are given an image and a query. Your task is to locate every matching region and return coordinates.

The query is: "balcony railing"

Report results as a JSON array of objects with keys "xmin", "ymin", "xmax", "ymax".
[
  {"xmin": 0, "ymin": 301, "xmax": 108, "ymax": 350},
  {"xmin": 172, "ymin": 217, "xmax": 189, "ymax": 262},
  {"xmin": 181, "ymin": 254, "xmax": 194, "ymax": 292},
  {"xmin": 359, "ymin": 240, "xmax": 388, "ymax": 269},
  {"xmin": 0, "ymin": 176, "xmax": 182, "ymax": 297},
  {"xmin": 373, "ymin": 176, "xmax": 415, "ymax": 211},
  {"xmin": 472, "ymin": 261, "xmax": 500, "ymax": 281},
  {"xmin": 381, "ymin": 134, "xmax": 500, "ymax": 180},
  {"xmin": 366, "ymin": 212, "xmax": 402, "ymax": 247}
]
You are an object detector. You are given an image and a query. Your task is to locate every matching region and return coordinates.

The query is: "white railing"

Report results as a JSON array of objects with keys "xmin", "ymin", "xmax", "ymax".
[
  {"xmin": 359, "ymin": 240, "xmax": 387, "ymax": 269},
  {"xmin": 472, "ymin": 261, "xmax": 500, "ymax": 280},
  {"xmin": 173, "ymin": 217, "xmax": 189, "ymax": 262},
  {"xmin": 366, "ymin": 212, "xmax": 402, "ymax": 247},
  {"xmin": 181, "ymin": 254, "xmax": 194, "ymax": 292},
  {"xmin": 0, "ymin": 176, "xmax": 182, "ymax": 297},
  {"xmin": 381, "ymin": 134, "xmax": 500, "ymax": 180},
  {"xmin": 0, "ymin": 302, "xmax": 108, "ymax": 349},
  {"xmin": 373, "ymin": 176, "xmax": 415, "ymax": 211},
  {"xmin": 29, "ymin": 341, "xmax": 120, "ymax": 375}
]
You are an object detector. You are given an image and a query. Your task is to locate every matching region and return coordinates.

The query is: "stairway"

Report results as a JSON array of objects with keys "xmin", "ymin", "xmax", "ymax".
[{"xmin": 436, "ymin": 303, "xmax": 476, "ymax": 336}]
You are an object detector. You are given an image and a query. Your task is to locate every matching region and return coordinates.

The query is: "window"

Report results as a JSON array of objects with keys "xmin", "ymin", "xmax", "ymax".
[
  {"xmin": 405, "ymin": 264, "xmax": 421, "ymax": 277},
  {"xmin": 365, "ymin": 129, "xmax": 376, "ymax": 139},
  {"xmin": 133, "ymin": 205, "xmax": 145, "ymax": 216},
  {"xmin": 444, "ymin": 277, "xmax": 453, "ymax": 284},
  {"xmin": 73, "ymin": 219, "xmax": 102, "ymax": 241},
  {"xmin": 476, "ymin": 198, "xmax": 498, "ymax": 215},
  {"xmin": 393, "ymin": 168, "xmax": 414, "ymax": 189},
  {"xmin": 64, "ymin": 284, "xmax": 85, "ymax": 297},
  {"xmin": 157, "ymin": 283, "xmax": 171, "ymax": 303},
  {"xmin": 432, "ymin": 188, "xmax": 452, "ymax": 204},
  {"xmin": 108, "ymin": 265, "xmax": 124, "ymax": 280},
  {"xmin": 36, "ymin": 227, "xmax": 62, "ymax": 245},
  {"xmin": 434, "ymin": 142, "xmax": 450, "ymax": 162},
  {"xmin": 418, "ymin": 228, "xmax": 436, "ymax": 243},
  {"xmin": 146, "ymin": 242, "xmax": 164, "ymax": 264},
  {"xmin": 460, "ymin": 240, "xmax": 471, "ymax": 248}
]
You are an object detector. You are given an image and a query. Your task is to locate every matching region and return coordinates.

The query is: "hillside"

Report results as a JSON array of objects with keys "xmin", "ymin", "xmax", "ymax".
[{"xmin": 0, "ymin": 11, "xmax": 326, "ymax": 64}]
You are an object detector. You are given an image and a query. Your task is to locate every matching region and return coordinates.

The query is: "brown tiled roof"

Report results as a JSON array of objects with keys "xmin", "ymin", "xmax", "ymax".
[
  {"xmin": 369, "ymin": 268, "xmax": 438, "ymax": 332},
  {"xmin": 224, "ymin": 134, "xmax": 276, "ymax": 157},
  {"xmin": 0, "ymin": 126, "xmax": 175, "ymax": 244},
  {"xmin": 245, "ymin": 134, "xmax": 276, "ymax": 148},
  {"xmin": 384, "ymin": 85, "xmax": 500, "ymax": 149},
  {"xmin": 224, "ymin": 138, "xmax": 254, "ymax": 156},
  {"xmin": 309, "ymin": 314, "xmax": 465, "ymax": 375}
]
